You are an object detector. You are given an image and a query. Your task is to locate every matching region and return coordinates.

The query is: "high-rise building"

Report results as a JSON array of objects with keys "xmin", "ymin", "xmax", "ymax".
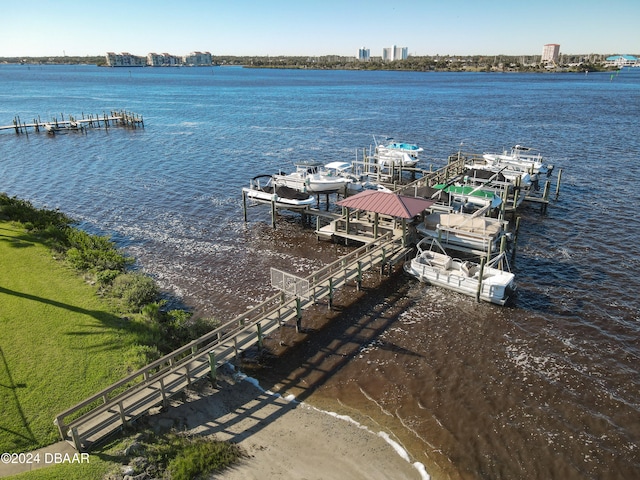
[
  {"xmin": 382, "ymin": 45, "xmax": 408, "ymax": 61},
  {"xmin": 542, "ymin": 44, "xmax": 560, "ymax": 65},
  {"xmin": 358, "ymin": 47, "xmax": 370, "ymax": 61}
]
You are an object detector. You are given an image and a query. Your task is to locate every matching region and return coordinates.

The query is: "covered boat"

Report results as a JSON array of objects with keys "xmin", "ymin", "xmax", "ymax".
[
  {"xmin": 482, "ymin": 145, "xmax": 553, "ymax": 176},
  {"xmin": 417, "ymin": 209, "xmax": 510, "ymax": 255},
  {"xmin": 242, "ymin": 175, "xmax": 315, "ymax": 208},
  {"xmin": 432, "ymin": 183, "xmax": 502, "ymax": 211},
  {"xmin": 404, "ymin": 238, "xmax": 516, "ymax": 305},
  {"xmin": 458, "ymin": 167, "xmax": 530, "ymax": 208}
]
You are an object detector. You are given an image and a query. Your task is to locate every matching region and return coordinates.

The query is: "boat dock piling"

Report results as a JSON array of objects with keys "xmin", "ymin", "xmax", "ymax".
[
  {"xmin": 241, "ymin": 190, "xmax": 342, "ymax": 229},
  {"xmin": 0, "ymin": 110, "xmax": 144, "ymax": 135},
  {"xmin": 243, "ymin": 149, "xmax": 562, "ymax": 252},
  {"xmin": 522, "ymin": 170, "xmax": 562, "ymax": 214},
  {"xmin": 555, "ymin": 168, "xmax": 563, "ymax": 197},
  {"xmin": 452, "ymin": 150, "xmax": 562, "ymax": 214}
]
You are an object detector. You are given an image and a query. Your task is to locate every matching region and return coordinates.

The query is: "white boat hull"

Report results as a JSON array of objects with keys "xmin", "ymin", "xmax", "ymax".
[
  {"xmin": 375, "ymin": 149, "xmax": 419, "ymax": 167},
  {"xmin": 323, "ymin": 161, "xmax": 388, "ymax": 195},
  {"xmin": 404, "ymin": 243, "xmax": 515, "ymax": 305},
  {"xmin": 273, "ymin": 173, "xmax": 352, "ymax": 193},
  {"xmin": 242, "ymin": 187, "xmax": 315, "ymax": 207},
  {"xmin": 482, "ymin": 145, "xmax": 551, "ymax": 176}
]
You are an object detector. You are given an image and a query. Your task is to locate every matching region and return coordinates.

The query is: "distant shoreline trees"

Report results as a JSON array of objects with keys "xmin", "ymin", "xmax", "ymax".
[{"xmin": 0, "ymin": 54, "xmax": 627, "ymax": 72}]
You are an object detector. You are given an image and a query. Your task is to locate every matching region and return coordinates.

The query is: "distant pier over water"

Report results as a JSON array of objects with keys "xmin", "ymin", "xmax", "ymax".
[{"xmin": 0, "ymin": 110, "xmax": 144, "ymax": 135}]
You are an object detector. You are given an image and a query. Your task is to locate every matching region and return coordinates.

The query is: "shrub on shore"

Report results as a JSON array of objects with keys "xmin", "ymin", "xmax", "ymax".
[
  {"xmin": 104, "ymin": 430, "xmax": 243, "ymax": 480},
  {"xmin": 110, "ymin": 272, "xmax": 160, "ymax": 310},
  {"xmin": 65, "ymin": 228, "xmax": 131, "ymax": 273},
  {"xmin": 0, "ymin": 193, "xmax": 129, "ymax": 274},
  {"xmin": 0, "ymin": 193, "xmax": 215, "ymax": 356}
]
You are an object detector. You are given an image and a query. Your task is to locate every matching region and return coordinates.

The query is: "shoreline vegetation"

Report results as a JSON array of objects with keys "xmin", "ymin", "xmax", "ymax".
[
  {"xmin": 0, "ymin": 195, "xmax": 425, "ymax": 480},
  {"xmin": 0, "ymin": 54, "xmax": 628, "ymax": 72},
  {"xmin": 0, "ymin": 194, "xmax": 242, "ymax": 479},
  {"xmin": 0, "ymin": 194, "xmax": 219, "ymax": 364}
]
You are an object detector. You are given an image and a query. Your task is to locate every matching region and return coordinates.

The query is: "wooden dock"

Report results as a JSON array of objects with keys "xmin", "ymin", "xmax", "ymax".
[
  {"xmin": 53, "ymin": 148, "xmax": 560, "ymax": 451},
  {"xmin": 54, "ymin": 233, "xmax": 409, "ymax": 451},
  {"xmin": 0, "ymin": 110, "xmax": 144, "ymax": 135},
  {"xmin": 316, "ymin": 211, "xmax": 408, "ymax": 245}
]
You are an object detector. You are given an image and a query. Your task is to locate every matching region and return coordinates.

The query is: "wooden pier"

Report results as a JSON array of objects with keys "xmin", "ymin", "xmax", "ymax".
[
  {"xmin": 0, "ymin": 110, "xmax": 144, "ymax": 135},
  {"xmin": 53, "ymin": 147, "xmax": 561, "ymax": 452},
  {"xmin": 54, "ymin": 233, "xmax": 409, "ymax": 451}
]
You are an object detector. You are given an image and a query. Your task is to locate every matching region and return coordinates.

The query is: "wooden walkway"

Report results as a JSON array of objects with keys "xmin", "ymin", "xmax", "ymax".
[
  {"xmin": 54, "ymin": 233, "xmax": 409, "ymax": 451},
  {"xmin": 0, "ymin": 110, "xmax": 143, "ymax": 134}
]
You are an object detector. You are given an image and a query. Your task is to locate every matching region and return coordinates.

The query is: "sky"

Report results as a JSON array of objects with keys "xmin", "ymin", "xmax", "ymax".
[{"xmin": 1, "ymin": 0, "xmax": 638, "ymax": 58}]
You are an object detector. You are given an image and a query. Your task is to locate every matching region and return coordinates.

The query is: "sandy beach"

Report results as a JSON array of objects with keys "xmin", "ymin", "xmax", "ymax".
[{"xmin": 148, "ymin": 365, "xmax": 427, "ymax": 480}]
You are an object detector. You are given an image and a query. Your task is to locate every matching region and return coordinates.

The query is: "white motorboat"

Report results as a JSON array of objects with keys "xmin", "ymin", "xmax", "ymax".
[
  {"xmin": 242, "ymin": 175, "xmax": 315, "ymax": 207},
  {"xmin": 417, "ymin": 208, "xmax": 510, "ymax": 255},
  {"xmin": 323, "ymin": 161, "xmax": 363, "ymax": 194},
  {"xmin": 44, "ymin": 121, "xmax": 84, "ymax": 135},
  {"xmin": 404, "ymin": 238, "xmax": 516, "ymax": 305},
  {"xmin": 379, "ymin": 142, "xmax": 423, "ymax": 158},
  {"xmin": 373, "ymin": 136, "xmax": 424, "ymax": 158},
  {"xmin": 323, "ymin": 161, "xmax": 355, "ymax": 175},
  {"xmin": 374, "ymin": 149, "xmax": 419, "ymax": 167},
  {"xmin": 273, "ymin": 161, "xmax": 353, "ymax": 193},
  {"xmin": 482, "ymin": 145, "xmax": 553, "ymax": 176},
  {"xmin": 323, "ymin": 161, "xmax": 391, "ymax": 194}
]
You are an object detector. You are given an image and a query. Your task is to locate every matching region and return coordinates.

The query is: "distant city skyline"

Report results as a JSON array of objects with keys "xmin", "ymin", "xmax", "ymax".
[{"xmin": 1, "ymin": 0, "xmax": 638, "ymax": 58}]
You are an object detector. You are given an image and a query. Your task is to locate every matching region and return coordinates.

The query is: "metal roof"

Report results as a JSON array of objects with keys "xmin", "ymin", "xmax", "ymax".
[{"xmin": 336, "ymin": 190, "xmax": 435, "ymax": 219}]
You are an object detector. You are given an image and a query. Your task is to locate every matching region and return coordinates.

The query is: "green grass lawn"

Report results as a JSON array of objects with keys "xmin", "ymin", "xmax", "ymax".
[
  {"xmin": 0, "ymin": 221, "xmax": 153, "ymax": 453},
  {"xmin": 2, "ymin": 458, "xmax": 112, "ymax": 480},
  {"xmin": 3, "ymin": 430, "xmax": 243, "ymax": 480}
]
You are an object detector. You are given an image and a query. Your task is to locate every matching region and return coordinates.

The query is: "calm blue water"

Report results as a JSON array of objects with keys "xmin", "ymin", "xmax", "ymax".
[{"xmin": 1, "ymin": 64, "xmax": 639, "ymax": 479}]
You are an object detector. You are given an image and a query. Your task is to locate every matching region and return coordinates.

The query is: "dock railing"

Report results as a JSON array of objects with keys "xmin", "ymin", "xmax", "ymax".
[
  {"xmin": 393, "ymin": 153, "xmax": 468, "ymax": 195},
  {"xmin": 54, "ymin": 232, "xmax": 406, "ymax": 451}
]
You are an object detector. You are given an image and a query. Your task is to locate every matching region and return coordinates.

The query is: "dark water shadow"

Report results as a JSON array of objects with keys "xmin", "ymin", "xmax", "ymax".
[
  {"xmin": 245, "ymin": 270, "xmax": 422, "ymax": 404},
  {"xmin": 89, "ymin": 271, "xmax": 421, "ymax": 453}
]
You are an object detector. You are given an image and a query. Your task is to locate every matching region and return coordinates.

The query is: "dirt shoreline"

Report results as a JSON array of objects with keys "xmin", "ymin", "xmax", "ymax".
[
  {"xmin": 147, "ymin": 366, "xmax": 428, "ymax": 479},
  {"xmin": 0, "ymin": 369, "xmax": 428, "ymax": 480}
]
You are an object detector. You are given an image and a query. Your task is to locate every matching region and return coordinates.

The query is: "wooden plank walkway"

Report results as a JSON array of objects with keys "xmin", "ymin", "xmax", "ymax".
[{"xmin": 54, "ymin": 233, "xmax": 409, "ymax": 451}]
